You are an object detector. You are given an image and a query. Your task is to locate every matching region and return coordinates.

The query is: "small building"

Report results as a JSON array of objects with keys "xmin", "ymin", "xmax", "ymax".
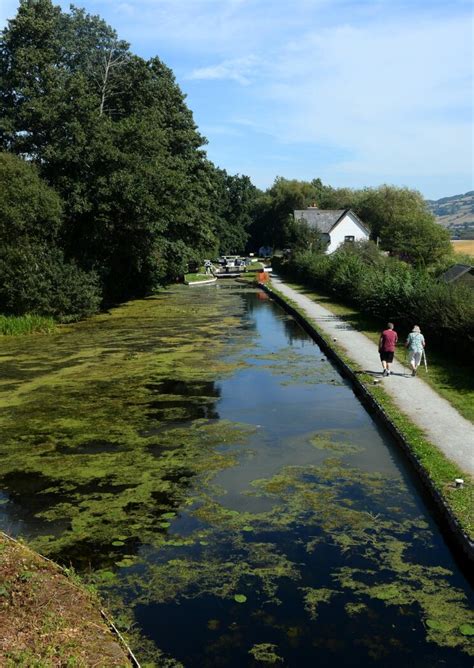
[
  {"xmin": 439, "ymin": 264, "xmax": 474, "ymax": 288},
  {"xmin": 293, "ymin": 208, "xmax": 370, "ymax": 254}
]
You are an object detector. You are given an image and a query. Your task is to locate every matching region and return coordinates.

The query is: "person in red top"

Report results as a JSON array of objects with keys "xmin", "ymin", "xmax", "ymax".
[{"xmin": 378, "ymin": 322, "xmax": 398, "ymax": 376}]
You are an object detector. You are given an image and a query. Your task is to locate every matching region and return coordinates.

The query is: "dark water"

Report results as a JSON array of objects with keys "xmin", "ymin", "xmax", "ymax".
[{"xmin": 0, "ymin": 283, "xmax": 472, "ymax": 666}]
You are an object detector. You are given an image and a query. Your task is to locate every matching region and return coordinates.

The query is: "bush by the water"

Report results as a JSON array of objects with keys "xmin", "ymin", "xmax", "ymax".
[
  {"xmin": 0, "ymin": 153, "xmax": 101, "ymax": 321},
  {"xmin": 277, "ymin": 244, "xmax": 474, "ymax": 362},
  {"xmin": 0, "ymin": 243, "xmax": 101, "ymax": 322}
]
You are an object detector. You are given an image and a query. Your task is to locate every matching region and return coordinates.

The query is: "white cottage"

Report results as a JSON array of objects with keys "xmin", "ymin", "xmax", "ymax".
[{"xmin": 293, "ymin": 208, "xmax": 370, "ymax": 254}]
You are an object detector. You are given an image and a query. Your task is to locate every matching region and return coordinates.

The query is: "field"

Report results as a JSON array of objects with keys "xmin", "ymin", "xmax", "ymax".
[{"xmin": 451, "ymin": 240, "xmax": 474, "ymax": 257}]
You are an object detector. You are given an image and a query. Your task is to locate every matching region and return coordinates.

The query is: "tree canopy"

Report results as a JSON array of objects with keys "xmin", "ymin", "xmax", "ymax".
[{"xmin": 0, "ymin": 0, "xmax": 255, "ymax": 310}]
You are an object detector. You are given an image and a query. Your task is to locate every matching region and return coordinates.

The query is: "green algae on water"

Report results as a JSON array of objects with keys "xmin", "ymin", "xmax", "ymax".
[
  {"xmin": 248, "ymin": 643, "xmax": 284, "ymax": 663},
  {"xmin": 1, "ymin": 285, "xmax": 473, "ymax": 663},
  {"xmin": 301, "ymin": 587, "xmax": 339, "ymax": 620},
  {"xmin": 0, "ymin": 287, "xmax": 255, "ymax": 568}
]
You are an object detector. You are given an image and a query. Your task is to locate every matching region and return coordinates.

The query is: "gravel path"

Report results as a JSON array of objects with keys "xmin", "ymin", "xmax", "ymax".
[{"xmin": 271, "ymin": 276, "xmax": 474, "ymax": 476}]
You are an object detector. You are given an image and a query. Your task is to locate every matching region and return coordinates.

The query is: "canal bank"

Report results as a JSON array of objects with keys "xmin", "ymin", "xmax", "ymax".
[
  {"xmin": 0, "ymin": 532, "xmax": 133, "ymax": 666},
  {"xmin": 263, "ymin": 277, "xmax": 473, "ymax": 563}
]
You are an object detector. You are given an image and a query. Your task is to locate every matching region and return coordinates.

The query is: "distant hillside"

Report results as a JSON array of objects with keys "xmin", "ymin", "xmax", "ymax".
[{"xmin": 426, "ymin": 191, "xmax": 474, "ymax": 239}]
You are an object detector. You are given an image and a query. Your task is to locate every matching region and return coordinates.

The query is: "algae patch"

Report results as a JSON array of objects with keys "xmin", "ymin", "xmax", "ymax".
[
  {"xmin": 249, "ymin": 643, "xmax": 284, "ymax": 663},
  {"xmin": 0, "ymin": 287, "xmax": 255, "ymax": 566}
]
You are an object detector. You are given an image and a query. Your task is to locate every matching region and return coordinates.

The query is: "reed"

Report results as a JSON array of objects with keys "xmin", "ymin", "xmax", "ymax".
[{"xmin": 0, "ymin": 314, "xmax": 56, "ymax": 336}]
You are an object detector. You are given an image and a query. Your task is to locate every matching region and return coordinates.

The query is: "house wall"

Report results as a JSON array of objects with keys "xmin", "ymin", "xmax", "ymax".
[{"xmin": 327, "ymin": 213, "xmax": 369, "ymax": 254}]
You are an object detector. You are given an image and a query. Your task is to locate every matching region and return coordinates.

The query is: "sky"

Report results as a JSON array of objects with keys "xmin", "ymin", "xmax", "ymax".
[{"xmin": 0, "ymin": 0, "xmax": 473, "ymax": 199}]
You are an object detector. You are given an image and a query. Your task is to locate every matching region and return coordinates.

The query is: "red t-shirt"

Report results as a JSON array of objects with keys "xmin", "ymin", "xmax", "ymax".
[{"xmin": 380, "ymin": 329, "xmax": 398, "ymax": 352}]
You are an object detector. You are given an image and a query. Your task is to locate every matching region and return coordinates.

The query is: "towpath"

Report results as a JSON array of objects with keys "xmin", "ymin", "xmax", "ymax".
[{"xmin": 271, "ymin": 276, "xmax": 474, "ymax": 476}]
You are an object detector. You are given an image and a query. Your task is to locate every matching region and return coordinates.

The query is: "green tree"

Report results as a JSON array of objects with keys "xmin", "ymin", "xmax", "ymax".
[
  {"xmin": 317, "ymin": 185, "xmax": 360, "ymax": 211},
  {"xmin": 211, "ymin": 169, "xmax": 259, "ymax": 255},
  {"xmin": 283, "ymin": 217, "xmax": 325, "ymax": 254},
  {"xmin": 320, "ymin": 184, "xmax": 452, "ymax": 267},
  {"xmin": 249, "ymin": 177, "xmax": 324, "ymax": 250},
  {"xmin": 380, "ymin": 214, "xmax": 452, "ymax": 266},
  {"xmin": 0, "ymin": 1, "xmax": 221, "ymax": 299},
  {"xmin": 0, "ymin": 152, "xmax": 100, "ymax": 318},
  {"xmin": 354, "ymin": 185, "xmax": 431, "ymax": 240},
  {"xmin": 0, "ymin": 151, "xmax": 61, "ymax": 243}
]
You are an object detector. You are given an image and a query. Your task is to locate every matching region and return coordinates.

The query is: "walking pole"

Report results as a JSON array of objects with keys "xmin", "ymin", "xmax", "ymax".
[{"xmin": 422, "ymin": 348, "xmax": 428, "ymax": 373}]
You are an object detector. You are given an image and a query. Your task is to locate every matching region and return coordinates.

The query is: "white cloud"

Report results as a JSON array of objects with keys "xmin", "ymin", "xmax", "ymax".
[
  {"xmin": 253, "ymin": 14, "xmax": 473, "ymax": 181},
  {"xmin": 89, "ymin": 0, "xmax": 330, "ymax": 57},
  {"xmin": 187, "ymin": 56, "xmax": 259, "ymax": 85}
]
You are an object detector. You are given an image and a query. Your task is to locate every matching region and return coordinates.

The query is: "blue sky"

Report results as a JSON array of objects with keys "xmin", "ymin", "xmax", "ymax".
[{"xmin": 1, "ymin": 0, "xmax": 472, "ymax": 198}]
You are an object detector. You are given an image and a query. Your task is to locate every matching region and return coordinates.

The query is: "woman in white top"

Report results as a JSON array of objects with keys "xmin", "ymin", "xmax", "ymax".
[{"xmin": 405, "ymin": 325, "xmax": 425, "ymax": 377}]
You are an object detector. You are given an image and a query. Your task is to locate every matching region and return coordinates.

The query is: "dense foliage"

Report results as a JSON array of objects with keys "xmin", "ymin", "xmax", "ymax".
[
  {"xmin": 248, "ymin": 178, "xmax": 325, "ymax": 250},
  {"xmin": 0, "ymin": 152, "xmax": 101, "ymax": 319},
  {"xmin": 276, "ymin": 243, "xmax": 474, "ymax": 362},
  {"xmin": 0, "ymin": 0, "xmax": 255, "ymax": 316}
]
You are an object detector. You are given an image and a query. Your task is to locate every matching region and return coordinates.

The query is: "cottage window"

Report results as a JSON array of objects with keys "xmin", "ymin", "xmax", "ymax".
[{"xmin": 344, "ymin": 235, "xmax": 355, "ymax": 243}]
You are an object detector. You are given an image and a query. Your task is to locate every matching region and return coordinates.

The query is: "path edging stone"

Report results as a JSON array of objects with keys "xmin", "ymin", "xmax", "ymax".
[{"xmin": 260, "ymin": 282, "xmax": 474, "ymax": 566}]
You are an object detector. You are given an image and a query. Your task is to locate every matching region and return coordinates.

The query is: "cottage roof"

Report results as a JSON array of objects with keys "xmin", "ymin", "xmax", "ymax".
[
  {"xmin": 293, "ymin": 208, "xmax": 369, "ymax": 234},
  {"xmin": 440, "ymin": 264, "xmax": 474, "ymax": 283}
]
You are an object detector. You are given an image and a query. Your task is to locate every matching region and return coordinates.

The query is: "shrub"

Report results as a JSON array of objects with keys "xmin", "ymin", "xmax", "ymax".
[
  {"xmin": 0, "ymin": 152, "xmax": 62, "ymax": 244},
  {"xmin": 278, "ymin": 247, "xmax": 474, "ymax": 362},
  {"xmin": 0, "ymin": 243, "xmax": 101, "ymax": 321}
]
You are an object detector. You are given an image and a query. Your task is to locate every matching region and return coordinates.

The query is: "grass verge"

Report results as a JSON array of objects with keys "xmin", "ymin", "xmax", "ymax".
[
  {"xmin": 0, "ymin": 315, "xmax": 56, "ymax": 336},
  {"xmin": 266, "ymin": 281, "xmax": 473, "ymax": 541},
  {"xmin": 184, "ymin": 272, "xmax": 216, "ymax": 283},
  {"xmin": 0, "ymin": 533, "xmax": 131, "ymax": 667},
  {"xmin": 284, "ymin": 281, "xmax": 474, "ymax": 423},
  {"xmin": 245, "ymin": 261, "xmax": 265, "ymax": 272}
]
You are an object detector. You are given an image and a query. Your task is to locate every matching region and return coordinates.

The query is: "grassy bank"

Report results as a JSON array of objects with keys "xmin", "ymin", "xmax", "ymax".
[
  {"xmin": 285, "ymin": 281, "xmax": 473, "ymax": 423},
  {"xmin": 0, "ymin": 314, "xmax": 56, "ymax": 336},
  {"xmin": 245, "ymin": 261, "xmax": 265, "ymax": 272},
  {"xmin": 184, "ymin": 272, "xmax": 216, "ymax": 283},
  {"xmin": 0, "ymin": 533, "xmax": 131, "ymax": 667},
  {"xmin": 266, "ymin": 281, "xmax": 473, "ymax": 541}
]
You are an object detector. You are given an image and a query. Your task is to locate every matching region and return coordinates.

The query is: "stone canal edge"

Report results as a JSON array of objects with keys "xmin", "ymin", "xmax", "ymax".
[{"xmin": 260, "ymin": 278, "xmax": 474, "ymax": 567}]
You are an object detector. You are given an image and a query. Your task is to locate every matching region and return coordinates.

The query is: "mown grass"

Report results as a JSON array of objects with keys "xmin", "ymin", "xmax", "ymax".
[
  {"xmin": 245, "ymin": 261, "xmax": 265, "ymax": 272},
  {"xmin": 266, "ymin": 281, "xmax": 473, "ymax": 539},
  {"xmin": 0, "ymin": 315, "xmax": 56, "ymax": 336},
  {"xmin": 286, "ymin": 282, "xmax": 474, "ymax": 423},
  {"xmin": 184, "ymin": 272, "xmax": 215, "ymax": 283}
]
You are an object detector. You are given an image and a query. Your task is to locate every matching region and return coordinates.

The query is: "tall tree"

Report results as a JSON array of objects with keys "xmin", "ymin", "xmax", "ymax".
[
  {"xmin": 249, "ymin": 177, "xmax": 323, "ymax": 250},
  {"xmin": 0, "ymin": 0, "xmax": 222, "ymax": 299},
  {"xmin": 380, "ymin": 215, "xmax": 452, "ymax": 266},
  {"xmin": 354, "ymin": 185, "xmax": 431, "ymax": 240},
  {"xmin": 211, "ymin": 169, "xmax": 259, "ymax": 254}
]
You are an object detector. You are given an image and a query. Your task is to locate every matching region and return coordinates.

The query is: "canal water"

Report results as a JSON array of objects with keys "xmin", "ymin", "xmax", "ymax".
[{"xmin": 0, "ymin": 282, "xmax": 472, "ymax": 666}]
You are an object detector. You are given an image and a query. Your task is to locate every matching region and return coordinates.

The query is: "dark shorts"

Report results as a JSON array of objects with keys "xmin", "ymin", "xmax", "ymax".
[{"xmin": 380, "ymin": 350, "xmax": 394, "ymax": 363}]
